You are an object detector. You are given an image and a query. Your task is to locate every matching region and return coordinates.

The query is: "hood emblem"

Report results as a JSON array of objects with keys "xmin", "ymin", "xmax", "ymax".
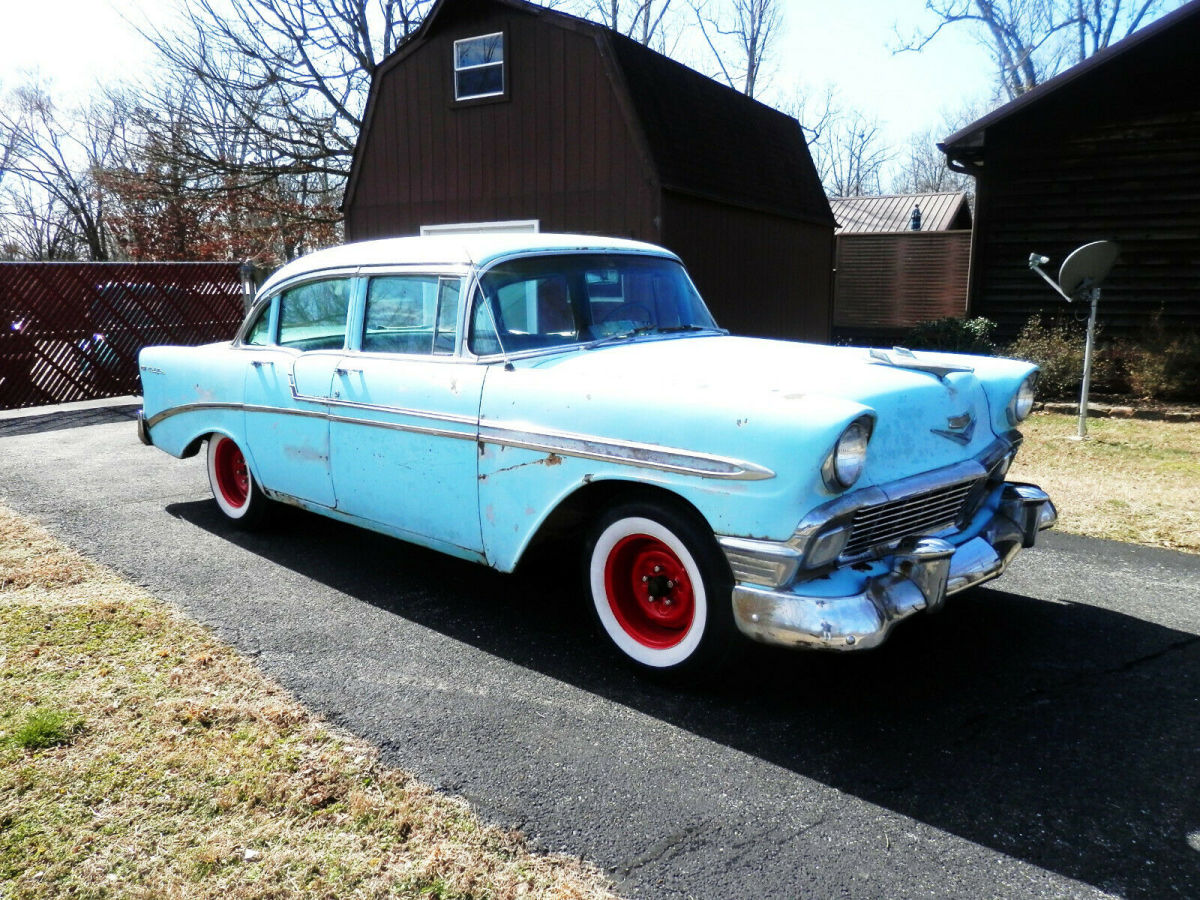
[{"xmin": 932, "ymin": 412, "xmax": 976, "ymax": 445}]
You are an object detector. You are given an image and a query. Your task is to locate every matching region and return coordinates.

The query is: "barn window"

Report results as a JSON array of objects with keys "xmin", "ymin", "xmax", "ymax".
[{"xmin": 454, "ymin": 33, "xmax": 504, "ymax": 101}]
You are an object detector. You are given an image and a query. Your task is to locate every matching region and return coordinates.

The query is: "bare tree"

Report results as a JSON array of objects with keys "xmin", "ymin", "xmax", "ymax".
[
  {"xmin": 0, "ymin": 181, "xmax": 86, "ymax": 260},
  {"xmin": 890, "ymin": 103, "xmax": 984, "ymax": 196},
  {"xmin": 824, "ymin": 111, "xmax": 891, "ymax": 197},
  {"xmin": 577, "ymin": 0, "xmax": 679, "ymax": 48},
  {"xmin": 690, "ymin": 0, "xmax": 781, "ymax": 98},
  {"xmin": 891, "ymin": 126, "xmax": 975, "ymax": 196},
  {"xmin": 137, "ymin": 0, "xmax": 432, "ymax": 186},
  {"xmin": 0, "ymin": 82, "xmax": 131, "ymax": 260},
  {"xmin": 900, "ymin": 0, "xmax": 1183, "ymax": 100},
  {"xmin": 783, "ymin": 86, "xmax": 891, "ymax": 197}
]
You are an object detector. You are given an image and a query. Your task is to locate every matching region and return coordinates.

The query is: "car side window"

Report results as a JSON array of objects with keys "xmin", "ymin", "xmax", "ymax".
[
  {"xmin": 469, "ymin": 269, "xmax": 579, "ymax": 354},
  {"xmin": 243, "ymin": 303, "xmax": 272, "ymax": 346},
  {"xmin": 468, "ymin": 286, "xmax": 497, "ymax": 356},
  {"xmin": 278, "ymin": 279, "xmax": 351, "ymax": 351},
  {"xmin": 363, "ymin": 275, "xmax": 460, "ymax": 356}
]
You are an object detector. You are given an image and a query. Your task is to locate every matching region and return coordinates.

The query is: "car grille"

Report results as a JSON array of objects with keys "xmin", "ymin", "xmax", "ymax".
[{"xmin": 842, "ymin": 478, "xmax": 981, "ymax": 558}]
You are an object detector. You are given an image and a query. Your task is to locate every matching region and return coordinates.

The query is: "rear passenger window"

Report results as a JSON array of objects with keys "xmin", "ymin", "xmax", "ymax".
[
  {"xmin": 278, "ymin": 279, "xmax": 351, "ymax": 351},
  {"xmin": 363, "ymin": 275, "xmax": 460, "ymax": 355}
]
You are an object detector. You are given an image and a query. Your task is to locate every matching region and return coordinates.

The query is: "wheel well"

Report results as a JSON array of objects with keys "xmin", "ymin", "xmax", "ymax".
[
  {"xmin": 518, "ymin": 479, "xmax": 712, "ymax": 570},
  {"xmin": 181, "ymin": 434, "xmax": 206, "ymax": 458}
]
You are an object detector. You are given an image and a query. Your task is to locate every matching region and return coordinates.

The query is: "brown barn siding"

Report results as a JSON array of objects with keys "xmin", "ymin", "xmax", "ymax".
[
  {"xmin": 661, "ymin": 192, "xmax": 832, "ymax": 342},
  {"xmin": 834, "ymin": 231, "xmax": 971, "ymax": 340},
  {"xmin": 347, "ymin": 11, "xmax": 656, "ymax": 241},
  {"xmin": 967, "ymin": 109, "xmax": 1200, "ymax": 341}
]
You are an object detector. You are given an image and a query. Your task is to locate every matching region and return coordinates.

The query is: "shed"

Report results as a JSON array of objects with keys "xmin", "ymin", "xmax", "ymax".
[
  {"xmin": 940, "ymin": 0, "xmax": 1200, "ymax": 341},
  {"xmin": 829, "ymin": 192, "xmax": 973, "ymax": 345},
  {"xmin": 343, "ymin": 0, "xmax": 835, "ymax": 341}
]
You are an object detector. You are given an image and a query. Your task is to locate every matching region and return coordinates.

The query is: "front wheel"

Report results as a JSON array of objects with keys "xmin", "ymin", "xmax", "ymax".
[
  {"xmin": 585, "ymin": 500, "xmax": 736, "ymax": 674},
  {"xmin": 206, "ymin": 434, "xmax": 271, "ymax": 528}
]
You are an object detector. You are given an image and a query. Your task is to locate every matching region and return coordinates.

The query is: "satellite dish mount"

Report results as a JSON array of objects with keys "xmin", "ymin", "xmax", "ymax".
[{"xmin": 1027, "ymin": 241, "xmax": 1120, "ymax": 440}]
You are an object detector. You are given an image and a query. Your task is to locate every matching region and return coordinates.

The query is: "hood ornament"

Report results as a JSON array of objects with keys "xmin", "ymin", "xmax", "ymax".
[
  {"xmin": 869, "ymin": 346, "xmax": 973, "ymax": 381},
  {"xmin": 932, "ymin": 412, "xmax": 976, "ymax": 445}
]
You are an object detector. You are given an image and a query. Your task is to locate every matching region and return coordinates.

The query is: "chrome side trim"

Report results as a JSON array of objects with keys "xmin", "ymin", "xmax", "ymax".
[
  {"xmin": 477, "ymin": 422, "xmax": 774, "ymax": 481},
  {"xmin": 145, "ymin": 402, "xmax": 250, "ymax": 429},
  {"xmin": 141, "ymin": 402, "xmax": 774, "ymax": 481}
]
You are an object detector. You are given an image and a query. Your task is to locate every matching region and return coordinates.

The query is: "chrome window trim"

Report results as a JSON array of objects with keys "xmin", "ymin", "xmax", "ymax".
[
  {"xmin": 142, "ymin": 401, "xmax": 774, "ymax": 481},
  {"xmin": 237, "ymin": 269, "xmax": 361, "ymax": 351}
]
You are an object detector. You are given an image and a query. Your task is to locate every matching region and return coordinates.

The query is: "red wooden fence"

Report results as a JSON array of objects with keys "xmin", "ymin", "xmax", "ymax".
[{"xmin": 0, "ymin": 262, "xmax": 246, "ymax": 410}]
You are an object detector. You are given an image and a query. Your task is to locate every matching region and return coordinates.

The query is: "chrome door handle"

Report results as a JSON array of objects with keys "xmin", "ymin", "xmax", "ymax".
[
  {"xmin": 251, "ymin": 359, "xmax": 275, "ymax": 368},
  {"xmin": 335, "ymin": 365, "xmax": 363, "ymax": 376}
]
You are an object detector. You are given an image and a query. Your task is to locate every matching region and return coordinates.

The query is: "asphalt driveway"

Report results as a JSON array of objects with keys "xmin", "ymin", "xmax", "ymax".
[{"xmin": 2, "ymin": 406, "xmax": 1198, "ymax": 898}]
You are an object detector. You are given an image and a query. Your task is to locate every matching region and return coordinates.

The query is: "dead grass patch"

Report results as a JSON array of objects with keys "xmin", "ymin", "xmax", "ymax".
[
  {"xmin": 1009, "ymin": 413, "xmax": 1200, "ymax": 553},
  {"xmin": 0, "ymin": 504, "xmax": 618, "ymax": 899}
]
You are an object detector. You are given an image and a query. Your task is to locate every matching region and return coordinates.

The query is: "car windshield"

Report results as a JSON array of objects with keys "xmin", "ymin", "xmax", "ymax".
[{"xmin": 468, "ymin": 253, "xmax": 720, "ymax": 355}]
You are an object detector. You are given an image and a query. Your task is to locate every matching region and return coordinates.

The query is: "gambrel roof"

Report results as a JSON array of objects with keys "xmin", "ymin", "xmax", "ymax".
[{"xmin": 345, "ymin": 0, "xmax": 833, "ymax": 226}]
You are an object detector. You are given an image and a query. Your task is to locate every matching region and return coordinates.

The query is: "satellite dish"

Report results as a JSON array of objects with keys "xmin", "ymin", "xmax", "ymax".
[{"xmin": 1059, "ymin": 241, "xmax": 1119, "ymax": 299}]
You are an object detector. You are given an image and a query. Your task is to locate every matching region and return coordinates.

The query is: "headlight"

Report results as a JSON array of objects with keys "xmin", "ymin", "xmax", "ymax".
[
  {"xmin": 1009, "ymin": 372, "xmax": 1038, "ymax": 424},
  {"xmin": 823, "ymin": 417, "xmax": 872, "ymax": 490}
]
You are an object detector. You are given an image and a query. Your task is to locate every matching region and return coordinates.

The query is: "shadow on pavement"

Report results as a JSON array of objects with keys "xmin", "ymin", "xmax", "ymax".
[{"xmin": 169, "ymin": 499, "xmax": 1200, "ymax": 899}]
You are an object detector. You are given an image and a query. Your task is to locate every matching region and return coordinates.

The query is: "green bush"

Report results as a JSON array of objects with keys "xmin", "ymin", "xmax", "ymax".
[
  {"xmin": 902, "ymin": 316, "xmax": 998, "ymax": 355},
  {"xmin": 1003, "ymin": 314, "xmax": 1122, "ymax": 400},
  {"xmin": 1121, "ymin": 328, "xmax": 1200, "ymax": 401}
]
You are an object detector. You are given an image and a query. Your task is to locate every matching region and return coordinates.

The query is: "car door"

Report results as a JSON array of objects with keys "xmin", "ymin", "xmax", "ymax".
[
  {"xmin": 241, "ymin": 275, "xmax": 353, "ymax": 508},
  {"xmin": 328, "ymin": 273, "xmax": 487, "ymax": 560}
]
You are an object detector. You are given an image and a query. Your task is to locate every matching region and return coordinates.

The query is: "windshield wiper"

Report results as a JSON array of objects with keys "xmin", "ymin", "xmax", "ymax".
[
  {"xmin": 584, "ymin": 325, "xmax": 657, "ymax": 349},
  {"xmin": 654, "ymin": 324, "xmax": 726, "ymax": 334}
]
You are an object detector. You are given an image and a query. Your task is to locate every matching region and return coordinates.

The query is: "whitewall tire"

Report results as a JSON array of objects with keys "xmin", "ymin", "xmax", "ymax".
[
  {"xmin": 585, "ymin": 500, "xmax": 735, "ymax": 673},
  {"xmin": 206, "ymin": 434, "xmax": 270, "ymax": 528}
]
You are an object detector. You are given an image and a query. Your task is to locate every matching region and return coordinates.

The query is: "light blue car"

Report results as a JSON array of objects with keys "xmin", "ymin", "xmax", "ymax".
[{"xmin": 138, "ymin": 234, "xmax": 1056, "ymax": 675}]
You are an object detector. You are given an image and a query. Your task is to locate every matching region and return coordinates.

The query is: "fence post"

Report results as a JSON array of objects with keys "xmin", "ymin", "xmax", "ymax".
[{"xmin": 239, "ymin": 261, "xmax": 258, "ymax": 313}]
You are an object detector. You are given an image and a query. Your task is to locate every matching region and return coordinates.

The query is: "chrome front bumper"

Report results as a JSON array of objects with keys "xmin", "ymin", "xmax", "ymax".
[{"xmin": 725, "ymin": 483, "xmax": 1057, "ymax": 651}]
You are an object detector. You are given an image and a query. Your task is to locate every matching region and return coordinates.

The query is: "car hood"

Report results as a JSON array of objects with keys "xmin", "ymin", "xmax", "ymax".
[{"xmin": 504, "ymin": 335, "xmax": 1032, "ymax": 488}]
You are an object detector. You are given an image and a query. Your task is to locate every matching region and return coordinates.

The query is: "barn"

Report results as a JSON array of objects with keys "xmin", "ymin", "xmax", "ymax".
[
  {"xmin": 343, "ymin": 0, "xmax": 835, "ymax": 341},
  {"xmin": 940, "ymin": 0, "xmax": 1200, "ymax": 341}
]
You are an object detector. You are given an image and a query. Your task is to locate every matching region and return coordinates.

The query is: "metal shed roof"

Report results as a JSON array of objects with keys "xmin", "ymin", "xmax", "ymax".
[{"xmin": 830, "ymin": 192, "xmax": 972, "ymax": 234}]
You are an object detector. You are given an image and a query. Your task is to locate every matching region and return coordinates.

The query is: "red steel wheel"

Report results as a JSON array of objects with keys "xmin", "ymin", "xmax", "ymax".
[
  {"xmin": 206, "ymin": 434, "xmax": 270, "ymax": 527},
  {"xmin": 603, "ymin": 533, "xmax": 697, "ymax": 649},
  {"xmin": 586, "ymin": 500, "xmax": 734, "ymax": 672}
]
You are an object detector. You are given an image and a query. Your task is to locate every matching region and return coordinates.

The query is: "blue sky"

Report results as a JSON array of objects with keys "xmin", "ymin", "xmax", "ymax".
[{"xmin": 0, "ymin": 0, "xmax": 1001, "ymax": 148}]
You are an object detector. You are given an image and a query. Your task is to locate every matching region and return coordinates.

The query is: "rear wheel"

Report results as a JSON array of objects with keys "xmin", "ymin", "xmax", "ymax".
[
  {"xmin": 206, "ymin": 434, "xmax": 270, "ymax": 528},
  {"xmin": 585, "ymin": 500, "xmax": 735, "ymax": 674}
]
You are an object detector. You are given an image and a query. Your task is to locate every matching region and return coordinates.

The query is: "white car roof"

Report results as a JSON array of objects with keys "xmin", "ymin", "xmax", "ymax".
[{"xmin": 258, "ymin": 233, "xmax": 678, "ymax": 295}]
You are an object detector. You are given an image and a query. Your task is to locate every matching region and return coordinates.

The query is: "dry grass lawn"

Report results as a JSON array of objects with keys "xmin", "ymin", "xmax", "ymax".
[
  {"xmin": 1009, "ymin": 412, "xmax": 1200, "ymax": 553},
  {"xmin": 0, "ymin": 505, "xmax": 617, "ymax": 900}
]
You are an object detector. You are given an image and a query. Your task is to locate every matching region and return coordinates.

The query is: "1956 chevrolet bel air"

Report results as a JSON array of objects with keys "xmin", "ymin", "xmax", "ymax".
[{"xmin": 137, "ymin": 233, "xmax": 1056, "ymax": 674}]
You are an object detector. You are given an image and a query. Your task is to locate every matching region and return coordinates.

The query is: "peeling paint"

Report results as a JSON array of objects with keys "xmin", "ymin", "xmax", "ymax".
[
  {"xmin": 486, "ymin": 453, "xmax": 566, "ymax": 476},
  {"xmin": 485, "ymin": 504, "xmax": 496, "ymax": 524}
]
